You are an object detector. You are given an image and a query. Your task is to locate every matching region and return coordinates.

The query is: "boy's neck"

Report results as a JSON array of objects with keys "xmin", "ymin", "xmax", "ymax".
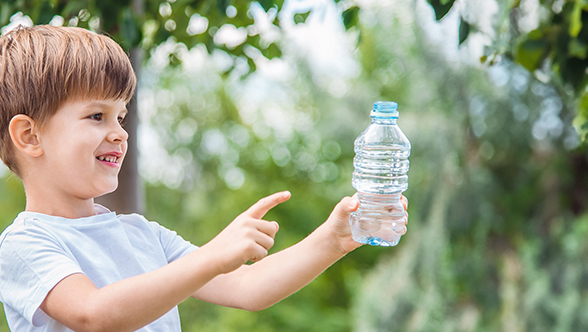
[
  {"xmin": 23, "ymin": 183, "xmax": 99, "ymax": 219},
  {"xmin": 25, "ymin": 198, "xmax": 98, "ymax": 219}
]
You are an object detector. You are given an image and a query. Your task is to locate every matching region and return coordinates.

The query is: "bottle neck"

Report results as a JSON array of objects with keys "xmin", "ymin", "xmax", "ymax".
[{"xmin": 371, "ymin": 116, "xmax": 397, "ymax": 124}]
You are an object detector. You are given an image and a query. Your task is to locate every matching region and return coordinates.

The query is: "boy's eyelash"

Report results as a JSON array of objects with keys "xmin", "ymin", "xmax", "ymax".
[{"xmin": 88, "ymin": 113, "xmax": 126, "ymax": 125}]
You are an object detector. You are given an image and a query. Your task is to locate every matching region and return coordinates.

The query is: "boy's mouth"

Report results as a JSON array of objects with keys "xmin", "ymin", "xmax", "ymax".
[
  {"xmin": 97, "ymin": 155, "xmax": 119, "ymax": 163},
  {"xmin": 96, "ymin": 152, "xmax": 123, "ymax": 165}
]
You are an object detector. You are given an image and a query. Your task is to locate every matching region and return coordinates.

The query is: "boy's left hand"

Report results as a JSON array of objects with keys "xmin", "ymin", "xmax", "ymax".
[{"xmin": 325, "ymin": 194, "xmax": 409, "ymax": 253}]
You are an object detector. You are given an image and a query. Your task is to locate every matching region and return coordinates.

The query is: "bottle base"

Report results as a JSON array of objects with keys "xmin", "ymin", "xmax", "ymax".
[
  {"xmin": 349, "ymin": 192, "xmax": 405, "ymax": 247},
  {"xmin": 353, "ymin": 235, "xmax": 399, "ymax": 247}
]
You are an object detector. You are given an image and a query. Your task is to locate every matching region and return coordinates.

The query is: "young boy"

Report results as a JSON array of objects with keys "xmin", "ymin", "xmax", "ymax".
[{"xmin": 0, "ymin": 25, "xmax": 408, "ymax": 332}]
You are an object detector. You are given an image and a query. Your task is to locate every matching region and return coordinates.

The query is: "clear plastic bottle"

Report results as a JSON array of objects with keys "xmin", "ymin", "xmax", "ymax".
[{"xmin": 350, "ymin": 101, "xmax": 411, "ymax": 246}]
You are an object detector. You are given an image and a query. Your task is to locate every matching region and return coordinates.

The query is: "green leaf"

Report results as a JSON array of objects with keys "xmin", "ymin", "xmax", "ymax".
[
  {"xmin": 61, "ymin": 1, "xmax": 85, "ymax": 21},
  {"xmin": 459, "ymin": 17, "xmax": 470, "ymax": 45},
  {"xmin": 574, "ymin": 92, "xmax": 588, "ymax": 141},
  {"xmin": 257, "ymin": 0, "xmax": 274, "ymax": 12},
  {"xmin": 35, "ymin": 1, "xmax": 55, "ymax": 25},
  {"xmin": 516, "ymin": 33, "xmax": 548, "ymax": 72},
  {"xmin": 260, "ymin": 42, "xmax": 282, "ymax": 59},
  {"xmin": 570, "ymin": 0, "xmax": 583, "ymax": 37},
  {"xmin": 560, "ymin": 56, "xmax": 588, "ymax": 92},
  {"xmin": 569, "ymin": 38, "xmax": 588, "ymax": 59},
  {"xmin": 342, "ymin": 6, "xmax": 359, "ymax": 30},
  {"xmin": 427, "ymin": 0, "xmax": 456, "ymax": 21},
  {"xmin": 294, "ymin": 11, "xmax": 310, "ymax": 25},
  {"xmin": 216, "ymin": 0, "xmax": 229, "ymax": 15}
]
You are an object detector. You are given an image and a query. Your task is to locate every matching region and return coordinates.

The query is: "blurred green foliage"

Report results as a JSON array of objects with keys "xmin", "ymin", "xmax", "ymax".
[
  {"xmin": 0, "ymin": 0, "xmax": 285, "ymax": 72},
  {"xmin": 350, "ymin": 2, "xmax": 588, "ymax": 331},
  {"xmin": 2, "ymin": 0, "xmax": 588, "ymax": 332},
  {"xmin": 0, "ymin": 174, "xmax": 24, "ymax": 332},
  {"xmin": 438, "ymin": 0, "xmax": 588, "ymax": 142}
]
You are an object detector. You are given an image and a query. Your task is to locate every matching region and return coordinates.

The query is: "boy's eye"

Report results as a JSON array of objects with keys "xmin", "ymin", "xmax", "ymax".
[
  {"xmin": 118, "ymin": 116, "xmax": 126, "ymax": 125},
  {"xmin": 89, "ymin": 113, "xmax": 103, "ymax": 121}
]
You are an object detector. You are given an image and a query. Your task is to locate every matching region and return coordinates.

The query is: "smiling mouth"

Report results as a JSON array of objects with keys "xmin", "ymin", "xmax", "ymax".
[{"xmin": 97, "ymin": 155, "xmax": 121, "ymax": 164}]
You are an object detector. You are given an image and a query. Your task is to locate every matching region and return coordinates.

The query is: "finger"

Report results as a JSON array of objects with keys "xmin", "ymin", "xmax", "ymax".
[
  {"xmin": 349, "ymin": 196, "xmax": 359, "ymax": 212},
  {"xmin": 404, "ymin": 211, "xmax": 409, "ymax": 225},
  {"xmin": 401, "ymin": 195, "xmax": 408, "ymax": 210},
  {"xmin": 272, "ymin": 221, "xmax": 279, "ymax": 233},
  {"xmin": 331, "ymin": 196, "xmax": 358, "ymax": 221},
  {"xmin": 244, "ymin": 191, "xmax": 291, "ymax": 219},
  {"xmin": 248, "ymin": 247, "xmax": 269, "ymax": 263},
  {"xmin": 254, "ymin": 232, "xmax": 275, "ymax": 251},
  {"xmin": 253, "ymin": 219, "xmax": 280, "ymax": 238}
]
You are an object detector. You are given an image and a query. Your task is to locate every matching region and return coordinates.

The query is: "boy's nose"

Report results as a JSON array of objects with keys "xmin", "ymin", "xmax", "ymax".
[{"xmin": 107, "ymin": 124, "xmax": 129, "ymax": 143}]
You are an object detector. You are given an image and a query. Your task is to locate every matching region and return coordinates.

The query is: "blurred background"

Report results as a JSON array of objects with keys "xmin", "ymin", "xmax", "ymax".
[{"xmin": 2, "ymin": 0, "xmax": 588, "ymax": 331}]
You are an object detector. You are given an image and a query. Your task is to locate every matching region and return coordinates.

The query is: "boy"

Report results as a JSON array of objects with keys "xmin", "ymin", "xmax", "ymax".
[{"xmin": 0, "ymin": 25, "xmax": 408, "ymax": 332}]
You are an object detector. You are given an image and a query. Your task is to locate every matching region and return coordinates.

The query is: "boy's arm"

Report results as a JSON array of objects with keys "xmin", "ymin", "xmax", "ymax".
[
  {"xmin": 191, "ymin": 195, "xmax": 408, "ymax": 311},
  {"xmin": 39, "ymin": 192, "xmax": 291, "ymax": 332}
]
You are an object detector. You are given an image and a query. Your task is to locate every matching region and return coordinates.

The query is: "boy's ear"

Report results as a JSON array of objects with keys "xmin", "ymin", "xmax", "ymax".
[{"xmin": 8, "ymin": 114, "xmax": 43, "ymax": 157}]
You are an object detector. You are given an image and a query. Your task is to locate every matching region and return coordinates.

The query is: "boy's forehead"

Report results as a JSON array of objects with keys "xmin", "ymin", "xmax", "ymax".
[
  {"xmin": 82, "ymin": 100, "xmax": 128, "ymax": 112},
  {"xmin": 58, "ymin": 98, "xmax": 128, "ymax": 113}
]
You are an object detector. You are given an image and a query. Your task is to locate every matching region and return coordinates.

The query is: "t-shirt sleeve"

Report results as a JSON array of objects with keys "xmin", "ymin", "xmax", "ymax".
[
  {"xmin": 0, "ymin": 225, "xmax": 83, "ymax": 327},
  {"xmin": 147, "ymin": 220, "xmax": 198, "ymax": 263}
]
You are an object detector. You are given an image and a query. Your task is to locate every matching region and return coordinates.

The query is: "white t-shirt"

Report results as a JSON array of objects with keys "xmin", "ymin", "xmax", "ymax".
[{"xmin": 0, "ymin": 205, "xmax": 198, "ymax": 332}]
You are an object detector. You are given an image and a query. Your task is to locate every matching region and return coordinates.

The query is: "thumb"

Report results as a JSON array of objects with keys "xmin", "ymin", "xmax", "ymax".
[
  {"xmin": 333, "ymin": 196, "xmax": 359, "ymax": 219},
  {"xmin": 271, "ymin": 221, "xmax": 279, "ymax": 233}
]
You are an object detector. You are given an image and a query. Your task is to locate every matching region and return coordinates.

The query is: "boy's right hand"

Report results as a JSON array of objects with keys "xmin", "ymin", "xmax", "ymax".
[{"xmin": 200, "ymin": 191, "xmax": 291, "ymax": 275}]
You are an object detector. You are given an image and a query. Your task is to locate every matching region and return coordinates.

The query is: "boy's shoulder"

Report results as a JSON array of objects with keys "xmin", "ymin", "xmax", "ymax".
[
  {"xmin": 0, "ymin": 212, "xmax": 37, "ymax": 246},
  {"xmin": 0, "ymin": 207, "xmax": 153, "ymax": 248}
]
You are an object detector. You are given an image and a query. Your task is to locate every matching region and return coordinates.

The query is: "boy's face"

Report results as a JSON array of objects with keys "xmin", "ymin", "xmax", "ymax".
[{"xmin": 38, "ymin": 99, "xmax": 128, "ymax": 200}]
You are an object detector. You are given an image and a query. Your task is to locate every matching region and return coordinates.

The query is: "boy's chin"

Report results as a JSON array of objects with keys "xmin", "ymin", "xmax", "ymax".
[{"xmin": 97, "ymin": 182, "xmax": 119, "ymax": 197}]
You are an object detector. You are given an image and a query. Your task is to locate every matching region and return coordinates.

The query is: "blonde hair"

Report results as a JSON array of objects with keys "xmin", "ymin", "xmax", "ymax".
[{"xmin": 0, "ymin": 25, "xmax": 136, "ymax": 177}]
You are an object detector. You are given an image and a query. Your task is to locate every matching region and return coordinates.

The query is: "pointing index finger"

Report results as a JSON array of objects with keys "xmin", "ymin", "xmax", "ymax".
[{"xmin": 244, "ymin": 191, "xmax": 291, "ymax": 219}]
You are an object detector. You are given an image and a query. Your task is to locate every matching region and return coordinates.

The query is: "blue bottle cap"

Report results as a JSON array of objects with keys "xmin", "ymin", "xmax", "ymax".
[{"xmin": 370, "ymin": 101, "xmax": 399, "ymax": 118}]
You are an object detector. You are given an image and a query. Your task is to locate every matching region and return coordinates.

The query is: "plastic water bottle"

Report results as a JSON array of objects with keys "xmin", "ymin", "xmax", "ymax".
[{"xmin": 350, "ymin": 101, "xmax": 411, "ymax": 246}]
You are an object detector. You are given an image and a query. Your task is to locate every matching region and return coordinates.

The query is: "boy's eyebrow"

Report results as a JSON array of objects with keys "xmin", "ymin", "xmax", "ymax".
[{"xmin": 84, "ymin": 101, "xmax": 128, "ymax": 114}]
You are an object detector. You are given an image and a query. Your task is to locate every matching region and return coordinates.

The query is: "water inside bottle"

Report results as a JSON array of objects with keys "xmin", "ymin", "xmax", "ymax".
[
  {"xmin": 349, "ymin": 192, "xmax": 406, "ymax": 246},
  {"xmin": 352, "ymin": 145, "xmax": 410, "ymax": 195}
]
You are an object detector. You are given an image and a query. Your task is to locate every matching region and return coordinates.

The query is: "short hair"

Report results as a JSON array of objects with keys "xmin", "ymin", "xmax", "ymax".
[{"xmin": 0, "ymin": 25, "xmax": 137, "ymax": 177}]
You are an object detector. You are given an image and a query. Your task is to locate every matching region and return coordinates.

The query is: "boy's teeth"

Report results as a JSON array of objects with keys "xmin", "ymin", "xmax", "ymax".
[{"xmin": 98, "ymin": 156, "xmax": 117, "ymax": 162}]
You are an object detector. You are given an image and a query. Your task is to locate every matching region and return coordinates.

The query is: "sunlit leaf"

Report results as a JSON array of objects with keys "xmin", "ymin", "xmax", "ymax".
[{"xmin": 570, "ymin": 1, "xmax": 583, "ymax": 37}]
